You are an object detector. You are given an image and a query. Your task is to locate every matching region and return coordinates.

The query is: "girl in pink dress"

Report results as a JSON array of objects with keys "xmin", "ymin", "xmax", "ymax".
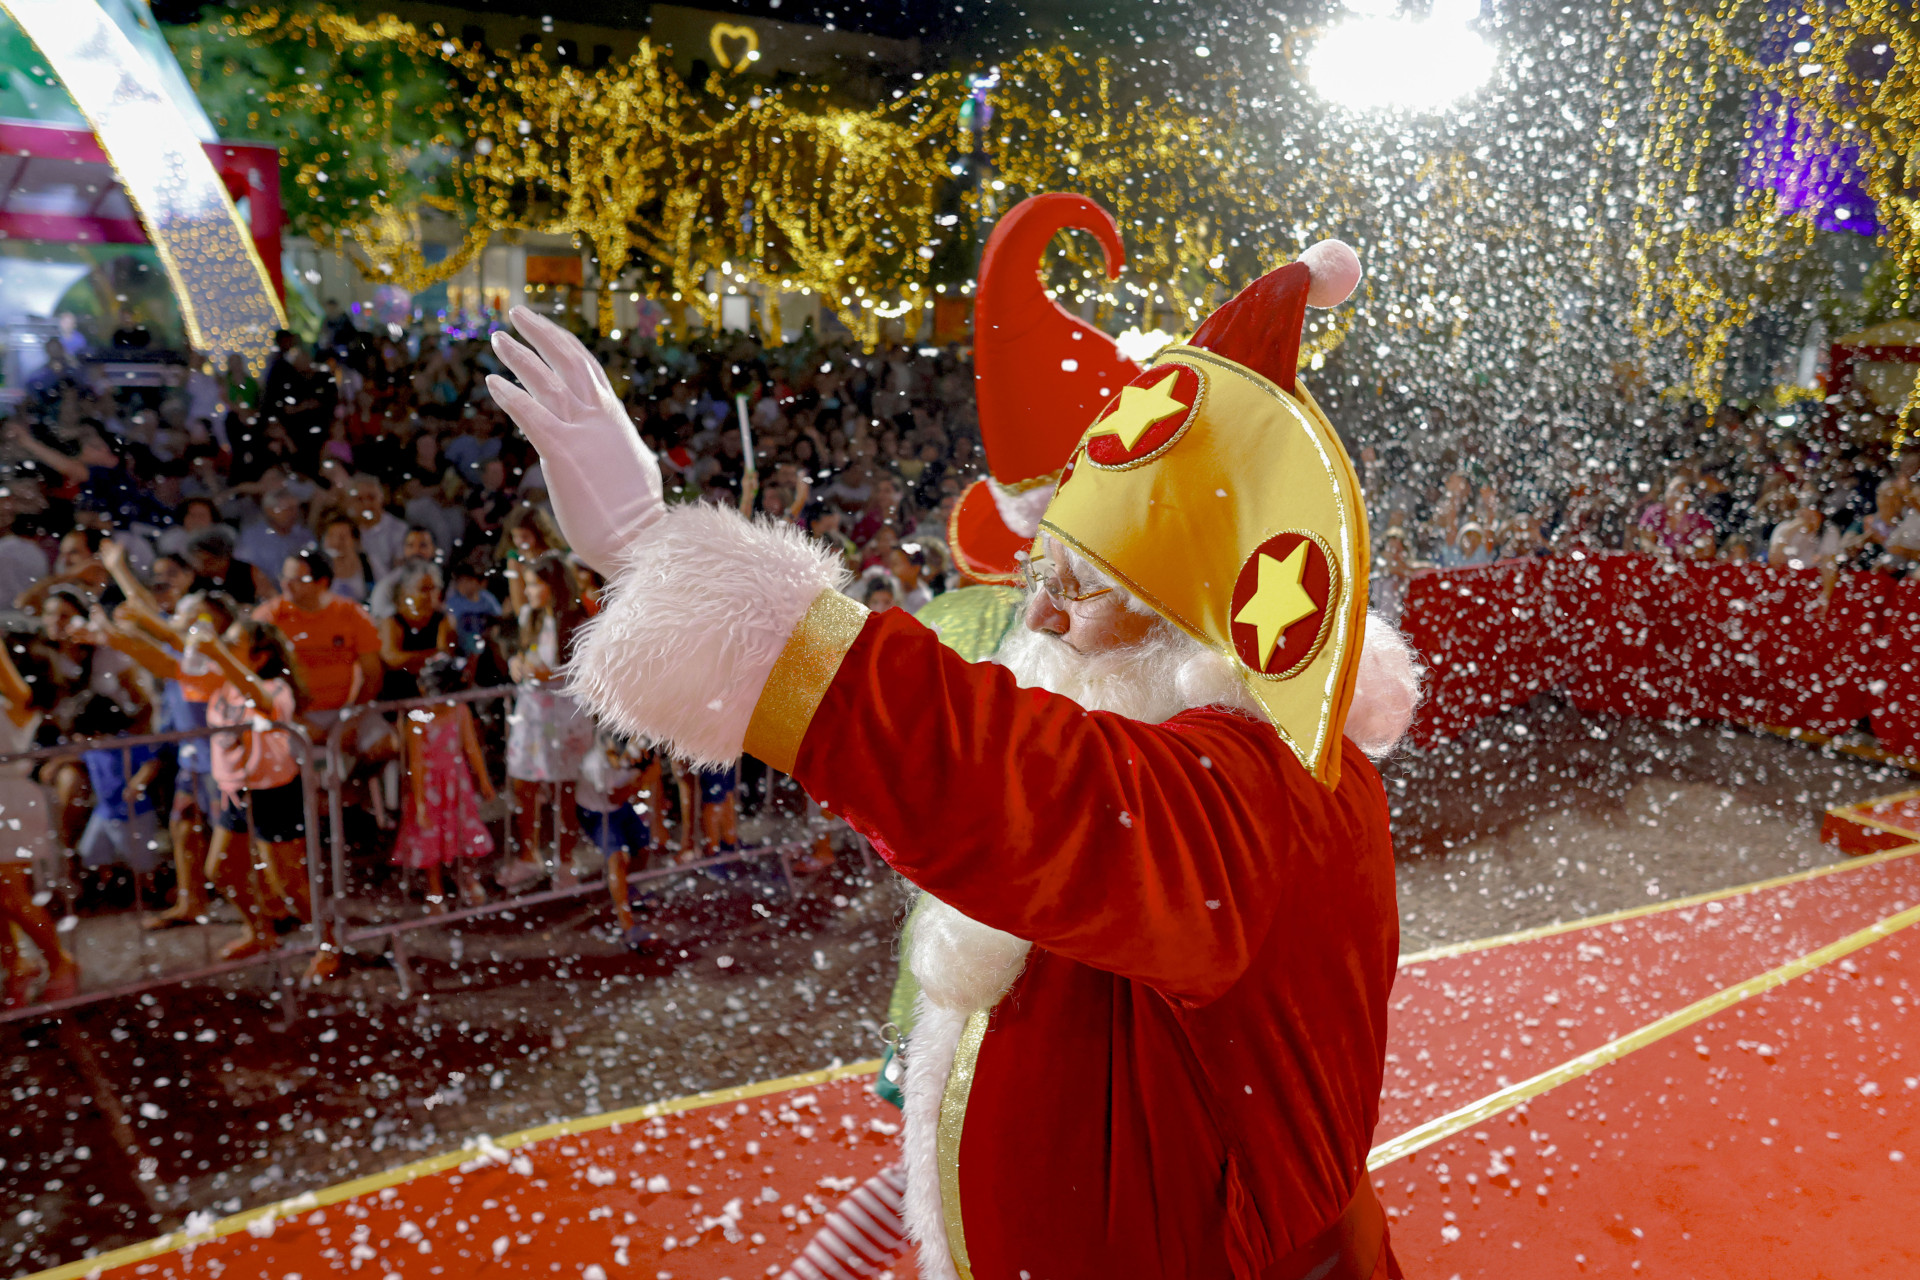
[{"xmin": 392, "ymin": 655, "xmax": 496, "ymax": 911}]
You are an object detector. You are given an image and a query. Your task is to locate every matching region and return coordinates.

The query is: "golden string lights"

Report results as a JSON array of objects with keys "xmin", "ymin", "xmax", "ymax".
[
  {"xmin": 160, "ymin": 0, "xmax": 1920, "ymax": 456},
  {"xmin": 176, "ymin": 9, "xmax": 1309, "ymax": 343},
  {"xmin": 180, "ymin": 0, "xmax": 1844, "ymax": 436},
  {"xmin": 1604, "ymin": 0, "xmax": 1920, "ymax": 425},
  {"xmin": 178, "ymin": 7, "xmax": 960, "ymax": 337}
]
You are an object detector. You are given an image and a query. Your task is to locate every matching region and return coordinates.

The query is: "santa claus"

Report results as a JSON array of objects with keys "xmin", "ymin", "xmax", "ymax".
[{"xmin": 486, "ymin": 221, "xmax": 1420, "ymax": 1280}]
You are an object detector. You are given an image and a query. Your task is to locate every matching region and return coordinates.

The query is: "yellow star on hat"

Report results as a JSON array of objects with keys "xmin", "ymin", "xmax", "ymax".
[
  {"xmin": 1233, "ymin": 541, "xmax": 1318, "ymax": 667},
  {"xmin": 1096, "ymin": 371, "xmax": 1189, "ymax": 450}
]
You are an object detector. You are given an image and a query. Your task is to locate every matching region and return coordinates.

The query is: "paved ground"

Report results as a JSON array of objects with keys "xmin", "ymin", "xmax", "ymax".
[
  {"xmin": 2, "ymin": 697, "xmax": 1910, "ymax": 1277},
  {"xmin": 1385, "ymin": 698, "xmax": 1907, "ymax": 952}
]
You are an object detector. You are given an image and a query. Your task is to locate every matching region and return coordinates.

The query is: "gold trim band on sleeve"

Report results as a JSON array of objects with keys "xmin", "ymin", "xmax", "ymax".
[
  {"xmin": 743, "ymin": 588, "xmax": 869, "ymax": 773},
  {"xmin": 938, "ymin": 1008, "xmax": 990, "ymax": 1280}
]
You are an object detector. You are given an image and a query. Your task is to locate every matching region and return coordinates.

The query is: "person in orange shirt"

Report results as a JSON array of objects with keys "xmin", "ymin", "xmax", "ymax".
[
  {"xmin": 253, "ymin": 547, "xmax": 383, "ymax": 716},
  {"xmin": 254, "ymin": 548, "xmax": 390, "ymax": 813}
]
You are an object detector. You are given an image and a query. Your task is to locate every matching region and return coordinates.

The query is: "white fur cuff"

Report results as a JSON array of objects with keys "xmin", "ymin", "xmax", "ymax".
[{"xmin": 567, "ymin": 502, "xmax": 850, "ymax": 766}]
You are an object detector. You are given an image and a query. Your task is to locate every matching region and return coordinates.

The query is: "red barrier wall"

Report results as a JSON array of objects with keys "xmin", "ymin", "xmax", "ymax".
[{"xmin": 1400, "ymin": 552, "xmax": 1920, "ymax": 757}]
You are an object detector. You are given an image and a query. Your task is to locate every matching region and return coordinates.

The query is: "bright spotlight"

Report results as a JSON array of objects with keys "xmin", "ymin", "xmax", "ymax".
[{"xmin": 1307, "ymin": 12, "xmax": 1496, "ymax": 113}]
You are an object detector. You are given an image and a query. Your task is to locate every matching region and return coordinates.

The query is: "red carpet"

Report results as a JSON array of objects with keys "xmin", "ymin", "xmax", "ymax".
[
  {"xmin": 1379, "ymin": 843, "xmax": 1920, "ymax": 1138},
  {"xmin": 38, "ymin": 1064, "xmax": 913, "ymax": 1280},
  {"xmin": 1372, "ymin": 913, "xmax": 1920, "ymax": 1275},
  {"xmin": 1370, "ymin": 842, "xmax": 1920, "ymax": 1275},
  {"xmin": 30, "ymin": 844, "xmax": 1920, "ymax": 1280}
]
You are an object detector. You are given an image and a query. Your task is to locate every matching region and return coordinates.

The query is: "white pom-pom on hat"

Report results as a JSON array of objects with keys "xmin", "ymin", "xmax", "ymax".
[{"xmin": 1299, "ymin": 239, "xmax": 1362, "ymax": 308}]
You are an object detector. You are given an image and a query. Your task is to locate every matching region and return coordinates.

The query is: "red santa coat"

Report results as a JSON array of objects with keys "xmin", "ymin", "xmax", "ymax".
[{"xmin": 785, "ymin": 608, "xmax": 1400, "ymax": 1278}]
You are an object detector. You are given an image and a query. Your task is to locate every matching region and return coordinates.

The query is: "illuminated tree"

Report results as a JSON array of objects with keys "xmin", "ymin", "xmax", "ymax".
[{"xmin": 1600, "ymin": 0, "xmax": 1920, "ymax": 415}]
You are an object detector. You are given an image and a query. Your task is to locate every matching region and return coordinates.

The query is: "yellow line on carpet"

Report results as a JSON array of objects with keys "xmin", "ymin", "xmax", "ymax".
[
  {"xmin": 1399, "ymin": 840, "xmax": 1920, "ymax": 965},
  {"xmin": 19, "ymin": 1057, "xmax": 883, "ymax": 1280},
  {"xmin": 1828, "ymin": 785, "xmax": 1920, "ymax": 812},
  {"xmin": 1369, "ymin": 900, "xmax": 1920, "ymax": 1170},
  {"xmin": 1826, "ymin": 786, "xmax": 1920, "ymax": 840}
]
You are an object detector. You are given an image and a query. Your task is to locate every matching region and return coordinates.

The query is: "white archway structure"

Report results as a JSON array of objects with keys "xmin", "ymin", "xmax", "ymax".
[{"xmin": 0, "ymin": 0, "xmax": 284, "ymax": 363}]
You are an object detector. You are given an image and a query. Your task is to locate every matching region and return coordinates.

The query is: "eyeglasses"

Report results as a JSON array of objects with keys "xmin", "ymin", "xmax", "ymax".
[{"xmin": 1021, "ymin": 556, "xmax": 1115, "ymax": 604}]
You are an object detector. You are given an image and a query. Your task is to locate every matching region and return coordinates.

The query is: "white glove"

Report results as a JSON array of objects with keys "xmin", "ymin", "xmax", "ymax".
[{"xmin": 486, "ymin": 306, "xmax": 664, "ymax": 576}]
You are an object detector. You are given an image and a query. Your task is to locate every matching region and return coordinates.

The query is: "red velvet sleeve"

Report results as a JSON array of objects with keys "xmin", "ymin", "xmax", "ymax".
[{"xmin": 788, "ymin": 608, "xmax": 1376, "ymax": 1005}]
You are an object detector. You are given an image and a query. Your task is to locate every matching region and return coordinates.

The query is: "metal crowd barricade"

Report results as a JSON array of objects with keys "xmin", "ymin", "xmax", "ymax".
[
  {"xmin": 319, "ymin": 684, "xmax": 863, "ymax": 991},
  {"xmin": 0, "ymin": 685, "xmax": 867, "ymax": 1020},
  {"xmin": 0, "ymin": 718, "xmax": 326, "ymax": 1025}
]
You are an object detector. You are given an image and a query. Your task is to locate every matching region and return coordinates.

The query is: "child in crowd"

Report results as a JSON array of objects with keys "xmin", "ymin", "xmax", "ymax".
[
  {"xmin": 391, "ymin": 655, "xmax": 495, "ymax": 911},
  {"xmin": 194, "ymin": 617, "xmax": 321, "ymax": 969},
  {"xmin": 576, "ymin": 728, "xmax": 663, "ymax": 948},
  {"xmin": 92, "ymin": 555, "xmax": 241, "ymax": 927},
  {"xmin": 153, "ymin": 593, "xmax": 238, "ymax": 927},
  {"xmin": 322, "ymin": 418, "xmax": 355, "ymax": 468},
  {"xmin": 0, "ymin": 635, "xmax": 78, "ymax": 1007},
  {"xmin": 675, "ymin": 758, "xmax": 742, "ymax": 869},
  {"xmin": 444, "ymin": 559, "xmax": 503, "ymax": 654},
  {"xmin": 885, "ymin": 543, "xmax": 934, "ymax": 612},
  {"xmin": 501, "ymin": 552, "xmax": 593, "ymax": 888},
  {"xmin": 499, "ymin": 505, "xmax": 568, "ymax": 614},
  {"xmin": 72, "ymin": 694, "xmax": 163, "ymax": 881},
  {"xmin": 572, "ymin": 559, "xmax": 604, "ymax": 614}
]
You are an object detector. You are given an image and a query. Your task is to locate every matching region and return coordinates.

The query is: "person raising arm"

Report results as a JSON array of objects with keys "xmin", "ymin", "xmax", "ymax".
[{"xmin": 0, "ymin": 633, "xmax": 79, "ymax": 1007}]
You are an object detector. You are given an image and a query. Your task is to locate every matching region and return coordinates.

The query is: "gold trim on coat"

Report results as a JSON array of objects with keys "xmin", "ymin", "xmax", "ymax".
[
  {"xmin": 743, "ymin": 588, "xmax": 869, "ymax": 772},
  {"xmin": 938, "ymin": 1008, "xmax": 991, "ymax": 1279}
]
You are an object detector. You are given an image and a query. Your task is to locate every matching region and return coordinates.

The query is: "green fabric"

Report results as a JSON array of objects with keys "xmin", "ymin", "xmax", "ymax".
[
  {"xmin": 914, "ymin": 585, "xmax": 1023, "ymax": 663},
  {"xmin": 874, "ymin": 1044, "xmax": 907, "ymax": 1109},
  {"xmin": 871, "ymin": 585, "xmax": 1022, "ymax": 1108},
  {"xmin": 888, "ymin": 898, "xmax": 928, "ymax": 1034}
]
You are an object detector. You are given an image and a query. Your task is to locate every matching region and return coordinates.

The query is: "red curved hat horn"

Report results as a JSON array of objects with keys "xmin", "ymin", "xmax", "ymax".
[
  {"xmin": 973, "ymin": 193, "xmax": 1142, "ymax": 487},
  {"xmin": 1187, "ymin": 261, "xmax": 1312, "ymax": 395}
]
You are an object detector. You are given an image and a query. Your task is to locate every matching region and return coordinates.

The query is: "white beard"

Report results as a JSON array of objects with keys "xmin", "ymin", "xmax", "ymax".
[{"xmin": 993, "ymin": 614, "xmax": 1259, "ymax": 727}]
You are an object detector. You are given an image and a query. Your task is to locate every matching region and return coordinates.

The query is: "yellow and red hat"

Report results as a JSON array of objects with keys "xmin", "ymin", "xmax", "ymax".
[
  {"xmin": 950, "ymin": 194, "xmax": 1142, "ymax": 584},
  {"xmin": 1034, "ymin": 246, "xmax": 1369, "ymax": 787}
]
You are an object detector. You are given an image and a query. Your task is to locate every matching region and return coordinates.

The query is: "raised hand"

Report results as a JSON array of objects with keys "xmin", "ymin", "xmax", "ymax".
[{"xmin": 486, "ymin": 307, "xmax": 665, "ymax": 575}]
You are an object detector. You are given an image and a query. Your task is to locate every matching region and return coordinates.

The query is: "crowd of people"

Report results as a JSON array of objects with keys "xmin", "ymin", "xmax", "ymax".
[
  {"xmin": 4, "ymin": 303, "xmax": 1916, "ymax": 1007},
  {"xmin": 1362, "ymin": 414, "xmax": 1920, "ymax": 620},
  {"xmin": 0, "ymin": 306, "xmax": 989, "ymax": 1007}
]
